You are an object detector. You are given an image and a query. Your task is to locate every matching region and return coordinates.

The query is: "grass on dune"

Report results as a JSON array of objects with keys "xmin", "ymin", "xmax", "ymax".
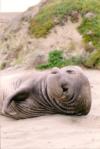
[{"xmin": 29, "ymin": 0, "xmax": 100, "ymax": 69}]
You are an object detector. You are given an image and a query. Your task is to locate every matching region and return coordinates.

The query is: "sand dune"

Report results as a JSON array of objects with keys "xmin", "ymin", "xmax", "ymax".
[{"xmin": 0, "ymin": 69, "xmax": 100, "ymax": 149}]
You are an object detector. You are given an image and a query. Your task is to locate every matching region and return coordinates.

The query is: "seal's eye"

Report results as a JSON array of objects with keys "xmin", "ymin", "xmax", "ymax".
[{"xmin": 66, "ymin": 70, "xmax": 74, "ymax": 74}]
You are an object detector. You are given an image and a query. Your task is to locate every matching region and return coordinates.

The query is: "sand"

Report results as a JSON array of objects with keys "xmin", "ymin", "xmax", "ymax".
[{"xmin": 0, "ymin": 69, "xmax": 100, "ymax": 149}]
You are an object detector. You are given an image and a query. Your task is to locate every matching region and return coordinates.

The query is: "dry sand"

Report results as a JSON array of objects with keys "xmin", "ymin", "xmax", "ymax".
[{"xmin": 0, "ymin": 69, "xmax": 100, "ymax": 149}]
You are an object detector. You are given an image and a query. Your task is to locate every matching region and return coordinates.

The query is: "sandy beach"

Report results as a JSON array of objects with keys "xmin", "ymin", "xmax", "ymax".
[{"xmin": 0, "ymin": 69, "xmax": 100, "ymax": 149}]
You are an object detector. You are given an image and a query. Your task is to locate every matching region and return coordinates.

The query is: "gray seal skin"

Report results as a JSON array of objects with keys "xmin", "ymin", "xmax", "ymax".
[{"xmin": 0, "ymin": 66, "xmax": 91, "ymax": 119}]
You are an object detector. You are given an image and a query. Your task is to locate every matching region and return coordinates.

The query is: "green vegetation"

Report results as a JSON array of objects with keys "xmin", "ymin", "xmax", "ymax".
[
  {"xmin": 84, "ymin": 50, "xmax": 100, "ymax": 69},
  {"xmin": 30, "ymin": 0, "xmax": 80, "ymax": 37},
  {"xmin": 30, "ymin": 0, "xmax": 100, "ymax": 38},
  {"xmin": 79, "ymin": 17, "xmax": 100, "ymax": 49},
  {"xmin": 37, "ymin": 50, "xmax": 82, "ymax": 70},
  {"xmin": 79, "ymin": 12, "xmax": 100, "ymax": 68},
  {"xmin": 29, "ymin": 0, "xmax": 100, "ymax": 69},
  {"xmin": 0, "ymin": 62, "xmax": 6, "ymax": 70}
]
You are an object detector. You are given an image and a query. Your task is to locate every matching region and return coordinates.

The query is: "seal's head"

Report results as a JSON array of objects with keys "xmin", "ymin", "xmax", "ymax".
[{"xmin": 47, "ymin": 66, "xmax": 91, "ymax": 115}]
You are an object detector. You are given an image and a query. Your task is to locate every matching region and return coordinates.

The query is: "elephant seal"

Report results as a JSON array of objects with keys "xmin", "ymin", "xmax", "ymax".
[{"xmin": 0, "ymin": 66, "xmax": 91, "ymax": 119}]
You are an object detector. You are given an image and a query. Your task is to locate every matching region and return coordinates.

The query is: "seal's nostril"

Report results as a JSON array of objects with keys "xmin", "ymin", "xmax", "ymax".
[{"xmin": 66, "ymin": 70, "xmax": 73, "ymax": 74}]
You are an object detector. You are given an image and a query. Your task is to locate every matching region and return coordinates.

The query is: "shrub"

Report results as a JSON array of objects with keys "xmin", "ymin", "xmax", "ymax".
[
  {"xmin": 84, "ymin": 50, "xmax": 100, "ymax": 68},
  {"xmin": 37, "ymin": 50, "xmax": 82, "ymax": 70}
]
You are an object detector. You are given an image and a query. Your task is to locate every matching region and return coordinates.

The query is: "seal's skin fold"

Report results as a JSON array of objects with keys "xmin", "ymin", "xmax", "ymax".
[{"xmin": 0, "ymin": 66, "xmax": 91, "ymax": 119}]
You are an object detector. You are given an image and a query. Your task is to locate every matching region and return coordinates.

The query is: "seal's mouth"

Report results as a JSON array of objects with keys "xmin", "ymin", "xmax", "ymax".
[
  {"xmin": 59, "ymin": 83, "xmax": 77, "ymax": 105},
  {"xmin": 62, "ymin": 85, "xmax": 69, "ymax": 92}
]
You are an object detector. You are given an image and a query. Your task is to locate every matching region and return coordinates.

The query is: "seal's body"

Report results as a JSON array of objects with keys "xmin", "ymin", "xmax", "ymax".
[{"xmin": 0, "ymin": 66, "xmax": 91, "ymax": 119}]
